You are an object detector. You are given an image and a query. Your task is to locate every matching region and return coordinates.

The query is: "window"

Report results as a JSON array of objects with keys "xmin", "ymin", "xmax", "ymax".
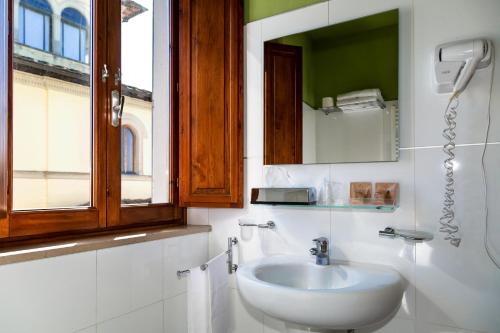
[
  {"xmin": 61, "ymin": 8, "xmax": 87, "ymax": 62},
  {"xmin": 0, "ymin": 0, "xmax": 181, "ymax": 239},
  {"xmin": 17, "ymin": 0, "xmax": 52, "ymax": 51},
  {"xmin": 121, "ymin": 126, "xmax": 135, "ymax": 174}
]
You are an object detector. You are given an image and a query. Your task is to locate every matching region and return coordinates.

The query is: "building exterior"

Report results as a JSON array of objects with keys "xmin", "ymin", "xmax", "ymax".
[{"xmin": 12, "ymin": 0, "xmax": 152, "ymax": 210}]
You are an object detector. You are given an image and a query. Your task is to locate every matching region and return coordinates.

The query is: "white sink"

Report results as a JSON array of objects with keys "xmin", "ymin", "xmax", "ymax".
[{"xmin": 236, "ymin": 255, "xmax": 404, "ymax": 331}]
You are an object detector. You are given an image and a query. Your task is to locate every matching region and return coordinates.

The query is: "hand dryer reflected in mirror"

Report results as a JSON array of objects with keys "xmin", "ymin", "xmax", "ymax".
[{"xmin": 263, "ymin": 9, "xmax": 399, "ymax": 165}]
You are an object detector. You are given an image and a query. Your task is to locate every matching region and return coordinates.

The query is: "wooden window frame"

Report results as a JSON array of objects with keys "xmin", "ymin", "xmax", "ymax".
[{"xmin": 0, "ymin": 0, "xmax": 184, "ymax": 242}]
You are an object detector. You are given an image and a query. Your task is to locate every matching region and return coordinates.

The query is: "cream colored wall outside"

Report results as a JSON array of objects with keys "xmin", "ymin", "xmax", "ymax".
[
  {"xmin": 47, "ymin": 85, "xmax": 91, "ymax": 173},
  {"xmin": 13, "ymin": 70, "xmax": 153, "ymax": 209},
  {"xmin": 13, "ymin": 72, "xmax": 48, "ymax": 171}
]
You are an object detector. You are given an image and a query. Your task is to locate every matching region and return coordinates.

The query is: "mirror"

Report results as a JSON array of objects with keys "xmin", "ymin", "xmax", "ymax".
[{"xmin": 264, "ymin": 9, "xmax": 399, "ymax": 165}]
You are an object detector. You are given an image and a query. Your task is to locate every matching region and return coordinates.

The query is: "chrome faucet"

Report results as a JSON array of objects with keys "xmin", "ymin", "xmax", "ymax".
[{"xmin": 310, "ymin": 237, "xmax": 330, "ymax": 265}]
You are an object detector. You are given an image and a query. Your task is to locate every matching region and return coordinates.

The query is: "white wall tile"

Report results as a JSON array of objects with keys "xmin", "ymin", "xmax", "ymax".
[
  {"xmin": 263, "ymin": 315, "xmax": 286, "ymax": 333},
  {"xmin": 75, "ymin": 326, "xmax": 97, "ymax": 333},
  {"xmin": 0, "ymin": 252, "xmax": 96, "ymax": 333},
  {"xmin": 416, "ymin": 322, "xmax": 484, "ymax": 333},
  {"xmin": 260, "ymin": 207, "xmax": 331, "ymax": 257},
  {"xmin": 357, "ymin": 317, "xmax": 415, "ymax": 333},
  {"xmin": 261, "ymin": 2, "xmax": 330, "ymax": 42},
  {"xmin": 329, "ymin": 0, "xmax": 411, "ymax": 24},
  {"xmin": 415, "ymin": 145, "xmax": 500, "ymax": 332},
  {"xmin": 245, "ymin": 157, "xmax": 265, "ymax": 209},
  {"xmin": 207, "ymin": 208, "xmax": 256, "ymax": 261},
  {"xmin": 263, "ymin": 163, "xmax": 330, "ymax": 192},
  {"xmin": 97, "ymin": 241, "xmax": 163, "ymax": 322},
  {"xmin": 330, "ymin": 150, "xmax": 416, "ymax": 319},
  {"xmin": 231, "ymin": 289, "xmax": 264, "ymax": 333},
  {"xmin": 413, "ymin": 0, "xmax": 500, "ymax": 147},
  {"xmin": 163, "ymin": 233, "xmax": 209, "ymax": 299},
  {"xmin": 187, "ymin": 208, "xmax": 209, "ymax": 225},
  {"xmin": 164, "ymin": 293, "xmax": 187, "ymax": 333},
  {"xmin": 97, "ymin": 302, "xmax": 163, "ymax": 333},
  {"xmin": 245, "ymin": 22, "xmax": 264, "ymax": 159}
]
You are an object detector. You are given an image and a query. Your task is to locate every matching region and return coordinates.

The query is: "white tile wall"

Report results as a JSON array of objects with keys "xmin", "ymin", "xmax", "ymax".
[
  {"xmin": 0, "ymin": 252, "xmax": 96, "ymax": 333},
  {"xmin": 75, "ymin": 326, "xmax": 97, "ymax": 333},
  {"xmin": 190, "ymin": 0, "xmax": 500, "ymax": 332},
  {"xmin": 163, "ymin": 232, "xmax": 209, "ymax": 299},
  {"xmin": 0, "ymin": 232, "xmax": 209, "ymax": 333},
  {"xmin": 97, "ymin": 302, "xmax": 163, "ymax": 333},
  {"xmin": 0, "ymin": 252, "xmax": 97, "ymax": 333},
  {"xmin": 231, "ymin": 288, "xmax": 264, "ymax": 333},
  {"xmin": 97, "ymin": 241, "xmax": 163, "ymax": 322},
  {"xmin": 163, "ymin": 293, "xmax": 187, "ymax": 333},
  {"xmin": 261, "ymin": 2, "xmax": 330, "ymax": 42},
  {"xmin": 413, "ymin": 0, "xmax": 500, "ymax": 147}
]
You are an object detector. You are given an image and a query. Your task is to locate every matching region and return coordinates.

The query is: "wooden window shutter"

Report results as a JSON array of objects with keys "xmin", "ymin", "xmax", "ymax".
[{"xmin": 179, "ymin": 0, "xmax": 243, "ymax": 208}]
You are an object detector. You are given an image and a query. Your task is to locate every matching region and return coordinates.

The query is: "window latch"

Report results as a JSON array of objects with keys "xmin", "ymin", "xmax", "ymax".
[
  {"xmin": 102, "ymin": 64, "xmax": 109, "ymax": 83},
  {"xmin": 111, "ymin": 90, "xmax": 125, "ymax": 127}
]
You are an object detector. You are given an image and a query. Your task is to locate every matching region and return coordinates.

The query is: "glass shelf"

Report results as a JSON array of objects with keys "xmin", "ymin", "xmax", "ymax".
[{"xmin": 252, "ymin": 201, "xmax": 398, "ymax": 212}]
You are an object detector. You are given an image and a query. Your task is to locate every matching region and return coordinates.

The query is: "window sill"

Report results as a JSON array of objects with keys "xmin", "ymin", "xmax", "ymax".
[{"xmin": 0, "ymin": 224, "xmax": 211, "ymax": 265}]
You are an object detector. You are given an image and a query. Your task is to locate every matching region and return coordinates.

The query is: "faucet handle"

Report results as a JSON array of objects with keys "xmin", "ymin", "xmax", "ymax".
[
  {"xmin": 312, "ymin": 237, "xmax": 329, "ymax": 245},
  {"xmin": 312, "ymin": 237, "xmax": 329, "ymax": 254}
]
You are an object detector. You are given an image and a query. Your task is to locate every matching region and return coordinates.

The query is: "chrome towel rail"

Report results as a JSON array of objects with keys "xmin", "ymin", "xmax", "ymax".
[
  {"xmin": 238, "ymin": 221, "xmax": 276, "ymax": 229},
  {"xmin": 176, "ymin": 237, "xmax": 238, "ymax": 278},
  {"xmin": 379, "ymin": 227, "xmax": 433, "ymax": 242},
  {"xmin": 227, "ymin": 237, "xmax": 238, "ymax": 274},
  {"xmin": 176, "ymin": 263, "xmax": 208, "ymax": 278}
]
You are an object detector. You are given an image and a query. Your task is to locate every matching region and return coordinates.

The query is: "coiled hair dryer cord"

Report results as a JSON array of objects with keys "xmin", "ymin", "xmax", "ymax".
[{"xmin": 440, "ymin": 94, "xmax": 461, "ymax": 247}]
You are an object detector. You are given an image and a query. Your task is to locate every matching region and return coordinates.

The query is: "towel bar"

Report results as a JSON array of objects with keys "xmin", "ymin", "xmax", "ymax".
[{"xmin": 176, "ymin": 237, "xmax": 238, "ymax": 278}]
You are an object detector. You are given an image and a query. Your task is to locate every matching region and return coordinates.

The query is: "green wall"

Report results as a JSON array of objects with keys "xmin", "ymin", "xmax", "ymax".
[
  {"xmin": 270, "ymin": 10, "xmax": 399, "ymax": 109},
  {"xmin": 244, "ymin": 0, "xmax": 326, "ymax": 23}
]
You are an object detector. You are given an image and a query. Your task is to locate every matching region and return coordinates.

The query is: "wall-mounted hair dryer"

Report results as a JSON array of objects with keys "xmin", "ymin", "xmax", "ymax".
[
  {"xmin": 435, "ymin": 39, "xmax": 493, "ymax": 95},
  {"xmin": 434, "ymin": 38, "xmax": 498, "ymax": 256}
]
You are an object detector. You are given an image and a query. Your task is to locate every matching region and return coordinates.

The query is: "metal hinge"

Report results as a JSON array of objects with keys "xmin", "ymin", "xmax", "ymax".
[
  {"xmin": 176, "ymin": 178, "xmax": 179, "ymax": 187},
  {"xmin": 114, "ymin": 67, "xmax": 121, "ymax": 86},
  {"xmin": 102, "ymin": 64, "xmax": 110, "ymax": 83},
  {"xmin": 176, "ymin": 82, "xmax": 179, "ymax": 93},
  {"xmin": 106, "ymin": 185, "xmax": 110, "ymax": 197}
]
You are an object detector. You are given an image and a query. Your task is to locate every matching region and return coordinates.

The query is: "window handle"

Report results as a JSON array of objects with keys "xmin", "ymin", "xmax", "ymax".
[{"xmin": 111, "ymin": 90, "xmax": 125, "ymax": 127}]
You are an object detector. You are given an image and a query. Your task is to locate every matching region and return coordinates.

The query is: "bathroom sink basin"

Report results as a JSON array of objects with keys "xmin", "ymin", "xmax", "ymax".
[{"xmin": 236, "ymin": 255, "xmax": 404, "ymax": 331}]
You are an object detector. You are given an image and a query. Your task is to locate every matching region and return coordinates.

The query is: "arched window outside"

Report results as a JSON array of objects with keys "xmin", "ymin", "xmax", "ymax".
[
  {"xmin": 18, "ymin": 0, "xmax": 52, "ymax": 51},
  {"xmin": 121, "ymin": 126, "xmax": 135, "ymax": 174},
  {"xmin": 61, "ymin": 7, "xmax": 87, "ymax": 62}
]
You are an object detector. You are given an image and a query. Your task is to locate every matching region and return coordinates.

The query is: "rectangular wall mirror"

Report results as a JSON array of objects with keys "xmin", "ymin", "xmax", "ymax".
[{"xmin": 264, "ymin": 9, "xmax": 399, "ymax": 165}]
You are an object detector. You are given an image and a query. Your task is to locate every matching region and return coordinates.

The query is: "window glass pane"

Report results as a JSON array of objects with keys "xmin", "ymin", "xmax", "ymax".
[
  {"xmin": 80, "ymin": 29, "xmax": 86, "ymax": 62},
  {"xmin": 24, "ymin": 9, "xmax": 44, "ymax": 49},
  {"xmin": 44, "ymin": 15, "xmax": 50, "ymax": 51},
  {"xmin": 121, "ymin": 127, "xmax": 135, "ymax": 174},
  {"xmin": 62, "ymin": 23, "xmax": 81, "ymax": 61},
  {"xmin": 18, "ymin": 8, "xmax": 24, "ymax": 43},
  {"xmin": 13, "ymin": 0, "xmax": 92, "ymax": 210},
  {"xmin": 121, "ymin": 0, "xmax": 169, "ymax": 205}
]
